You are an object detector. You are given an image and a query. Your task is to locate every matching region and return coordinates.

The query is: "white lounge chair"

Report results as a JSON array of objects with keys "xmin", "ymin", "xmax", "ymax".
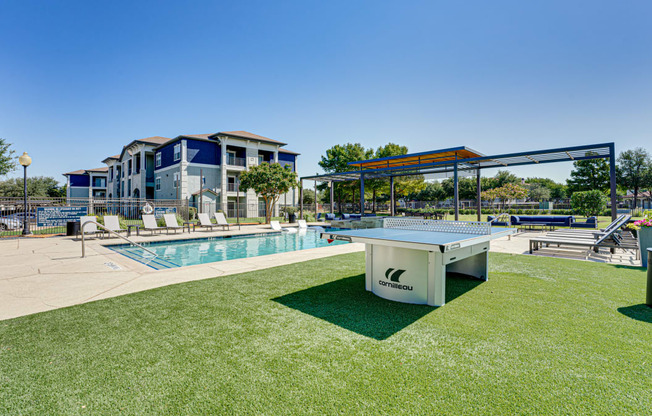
[
  {"xmin": 297, "ymin": 219, "xmax": 308, "ymax": 230},
  {"xmin": 163, "ymin": 214, "xmax": 183, "ymax": 234},
  {"xmin": 196, "ymin": 213, "xmax": 216, "ymax": 231},
  {"xmin": 271, "ymin": 220, "xmax": 296, "ymax": 233},
  {"xmin": 214, "ymin": 212, "xmax": 232, "ymax": 231},
  {"xmin": 79, "ymin": 215, "xmax": 99, "ymax": 238},
  {"xmin": 142, "ymin": 214, "xmax": 163, "ymax": 235},
  {"xmin": 103, "ymin": 215, "xmax": 125, "ymax": 237}
]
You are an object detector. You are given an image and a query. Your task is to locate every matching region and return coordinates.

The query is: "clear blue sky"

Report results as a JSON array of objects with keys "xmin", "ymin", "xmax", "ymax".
[{"xmin": 1, "ymin": 0, "xmax": 651, "ymax": 184}]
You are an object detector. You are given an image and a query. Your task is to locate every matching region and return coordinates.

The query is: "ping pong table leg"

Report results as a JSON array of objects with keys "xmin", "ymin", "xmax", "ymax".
[
  {"xmin": 427, "ymin": 251, "xmax": 446, "ymax": 307},
  {"xmin": 365, "ymin": 244, "xmax": 373, "ymax": 292}
]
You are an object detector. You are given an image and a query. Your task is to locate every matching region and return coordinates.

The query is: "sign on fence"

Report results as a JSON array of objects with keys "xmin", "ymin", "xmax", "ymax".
[
  {"xmin": 154, "ymin": 207, "xmax": 177, "ymax": 218},
  {"xmin": 37, "ymin": 206, "xmax": 88, "ymax": 227}
]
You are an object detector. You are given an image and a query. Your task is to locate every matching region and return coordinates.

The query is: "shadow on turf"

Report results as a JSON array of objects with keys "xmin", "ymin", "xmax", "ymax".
[
  {"xmin": 272, "ymin": 272, "xmax": 482, "ymax": 340},
  {"xmin": 617, "ymin": 304, "xmax": 652, "ymax": 323}
]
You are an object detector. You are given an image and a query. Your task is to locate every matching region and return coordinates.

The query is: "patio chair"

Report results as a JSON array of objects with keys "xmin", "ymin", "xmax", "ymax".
[
  {"xmin": 213, "ymin": 212, "xmax": 232, "ymax": 231},
  {"xmin": 79, "ymin": 216, "xmax": 100, "ymax": 238},
  {"xmin": 102, "ymin": 215, "xmax": 125, "ymax": 237},
  {"xmin": 195, "ymin": 213, "xmax": 216, "ymax": 231},
  {"xmin": 297, "ymin": 219, "xmax": 308, "ymax": 230},
  {"xmin": 163, "ymin": 214, "xmax": 183, "ymax": 234},
  {"xmin": 142, "ymin": 214, "xmax": 163, "ymax": 235},
  {"xmin": 270, "ymin": 220, "xmax": 297, "ymax": 233}
]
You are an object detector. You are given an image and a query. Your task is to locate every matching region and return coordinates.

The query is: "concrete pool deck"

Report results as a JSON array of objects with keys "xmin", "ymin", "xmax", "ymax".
[{"xmin": 0, "ymin": 225, "xmax": 640, "ymax": 320}]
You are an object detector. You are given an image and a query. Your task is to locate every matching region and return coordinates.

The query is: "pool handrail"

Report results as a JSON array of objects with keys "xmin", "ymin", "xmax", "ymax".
[{"xmin": 81, "ymin": 219, "xmax": 157, "ymax": 259}]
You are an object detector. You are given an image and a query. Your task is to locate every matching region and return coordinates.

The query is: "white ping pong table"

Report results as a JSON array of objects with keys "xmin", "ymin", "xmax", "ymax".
[{"xmin": 321, "ymin": 218, "xmax": 517, "ymax": 307}]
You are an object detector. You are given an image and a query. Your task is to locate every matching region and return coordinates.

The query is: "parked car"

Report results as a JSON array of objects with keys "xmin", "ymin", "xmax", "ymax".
[{"xmin": 0, "ymin": 216, "xmax": 22, "ymax": 230}]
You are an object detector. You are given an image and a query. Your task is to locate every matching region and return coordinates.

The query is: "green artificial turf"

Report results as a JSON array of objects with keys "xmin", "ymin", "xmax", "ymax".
[{"xmin": 1, "ymin": 253, "xmax": 650, "ymax": 415}]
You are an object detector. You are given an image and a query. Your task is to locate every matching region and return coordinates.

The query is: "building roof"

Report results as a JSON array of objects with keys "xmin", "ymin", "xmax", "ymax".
[
  {"xmin": 179, "ymin": 133, "xmax": 213, "ymax": 140},
  {"xmin": 279, "ymin": 148, "xmax": 300, "ymax": 155},
  {"xmin": 63, "ymin": 167, "xmax": 108, "ymax": 176},
  {"xmin": 137, "ymin": 136, "xmax": 173, "ymax": 145},
  {"xmin": 210, "ymin": 130, "xmax": 287, "ymax": 145},
  {"xmin": 191, "ymin": 188, "xmax": 220, "ymax": 197},
  {"xmin": 623, "ymin": 191, "xmax": 652, "ymax": 198}
]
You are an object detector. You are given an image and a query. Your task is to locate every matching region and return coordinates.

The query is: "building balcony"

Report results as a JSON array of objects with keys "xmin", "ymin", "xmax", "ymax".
[
  {"xmin": 227, "ymin": 183, "xmax": 239, "ymax": 192},
  {"xmin": 226, "ymin": 155, "xmax": 246, "ymax": 167}
]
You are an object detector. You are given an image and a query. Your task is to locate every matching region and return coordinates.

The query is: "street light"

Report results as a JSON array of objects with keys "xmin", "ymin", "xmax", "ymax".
[{"xmin": 19, "ymin": 152, "xmax": 32, "ymax": 236}]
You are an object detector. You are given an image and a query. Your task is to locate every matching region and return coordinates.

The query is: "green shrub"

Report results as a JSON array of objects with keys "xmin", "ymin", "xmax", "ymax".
[
  {"xmin": 188, "ymin": 207, "xmax": 197, "ymax": 220},
  {"xmin": 571, "ymin": 191, "xmax": 608, "ymax": 217}
]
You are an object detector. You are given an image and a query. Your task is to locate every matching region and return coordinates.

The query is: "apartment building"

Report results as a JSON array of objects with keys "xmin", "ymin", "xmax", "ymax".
[
  {"xmin": 63, "ymin": 167, "xmax": 109, "ymax": 198},
  {"xmin": 63, "ymin": 130, "xmax": 299, "ymax": 217}
]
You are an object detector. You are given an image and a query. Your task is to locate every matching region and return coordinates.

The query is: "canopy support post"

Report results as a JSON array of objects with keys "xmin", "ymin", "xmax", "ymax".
[
  {"xmin": 454, "ymin": 155, "xmax": 459, "ymax": 221},
  {"xmin": 390, "ymin": 176, "xmax": 395, "ymax": 216},
  {"xmin": 360, "ymin": 173, "xmax": 365, "ymax": 217},
  {"xmin": 476, "ymin": 168, "xmax": 482, "ymax": 221},
  {"xmin": 609, "ymin": 143, "xmax": 617, "ymax": 221},
  {"xmin": 299, "ymin": 179, "xmax": 304, "ymax": 220}
]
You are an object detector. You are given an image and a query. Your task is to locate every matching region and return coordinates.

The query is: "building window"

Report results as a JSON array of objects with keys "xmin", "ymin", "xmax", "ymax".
[
  {"xmin": 156, "ymin": 152, "xmax": 161, "ymax": 167},
  {"xmin": 122, "ymin": 164, "xmax": 125, "ymax": 178},
  {"xmin": 174, "ymin": 144, "xmax": 181, "ymax": 161},
  {"xmin": 128, "ymin": 159, "xmax": 132, "ymax": 175},
  {"xmin": 93, "ymin": 177, "xmax": 106, "ymax": 188},
  {"xmin": 155, "ymin": 177, "xmax": 161, "ymax": 191},
  {"xmin": 127, "ymin": 179, "xmax": 131, "ymax": 196},
  {"xmin": 173, "ymin": 172, "xmax": 180, "ymax": 188},
  {"xmin": 135, "ymin": 156, "xmax": 141, "ymax": 174},
  {"xmin": 109, "ymin": 167, "xmax": 113, "ymax": 181}
]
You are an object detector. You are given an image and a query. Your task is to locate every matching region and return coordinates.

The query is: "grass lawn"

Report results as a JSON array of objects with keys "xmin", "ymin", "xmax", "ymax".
[{"xmin": 1, "ymin": 253, "xmax": 651, "ymax": 414}]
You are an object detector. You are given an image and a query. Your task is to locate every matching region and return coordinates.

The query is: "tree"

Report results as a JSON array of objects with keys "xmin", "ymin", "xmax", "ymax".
[
  {"xmin": 441, "ymin": 177, "xmax": 477, "ymax": 200},
  {"xmin": 367, "ymin": 143, "xmax": 408, "ymax": 211},
  {"xmin": 416, "ymin": 181, "xmax": 447, "ymax": 203},
  {"xmin": 481, "ymin": 183, "xmax": 528, "ymax": 211},
  {"xmin": 393, "ymin": 175, "xmax": 426, "ymax": 203},
  {"xmin": 0, "ymin": 138, "xmax": 16, "ymax": 176},
  {"xmin": 566, "ymin": 153, "xmax": 610, "ymax": 194},
  {"xmin": 302, "ymin": 189, "xmax": 315, "ymax": 205},
  {"xmin": 526, "ymin": 177, "xmax": 567, "ymax": 200},
  {"xmin": 0, "ymin": 176, "xmax": 64, "ymax": 197},
  {"xmin": 318, "ymin": 143, "xmax": 369, "ymax": 213},
  {"xmin": 238, "ymin": 163, "xmax": 298, "ymax": 223},
  {"xmin": 617, "ymin": 148, "xmax": 652, "ymax": 209},
  {"xmin": 490, "ymin": 170, "xmax": 520, "ymax": 188},
  {"xmin": 571, "ymin": 190, "xmax": 607, "ymax": 217},
  {"xmin": 526, "ymin": 183, "xmax": 551, "ymax": 202}
]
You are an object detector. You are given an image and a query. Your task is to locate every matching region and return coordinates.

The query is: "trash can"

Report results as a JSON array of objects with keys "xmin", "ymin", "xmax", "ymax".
[
  {"xmin": 647, "ymin": 249, "xmax": 652, "ymax": 307},
  {"xmin": 66, "ymin": 221, "xmax": 80, "ymax": 236}
]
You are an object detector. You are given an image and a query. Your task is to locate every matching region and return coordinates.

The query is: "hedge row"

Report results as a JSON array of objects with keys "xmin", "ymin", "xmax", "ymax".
[{"xmin": 396, "ymin": 208, "xmax": 613, "ymax": 216}]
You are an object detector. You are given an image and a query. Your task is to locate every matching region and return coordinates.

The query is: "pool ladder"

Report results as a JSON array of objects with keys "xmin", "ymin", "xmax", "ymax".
[{"xmin": 80, "ymin": 220, "xmax": 158, "ymax": 259}]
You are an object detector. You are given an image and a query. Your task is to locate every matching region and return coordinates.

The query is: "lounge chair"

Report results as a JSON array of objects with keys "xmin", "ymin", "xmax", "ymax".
[
  {"xmin": 142, "ymin": 214, "xmax": 163, "ymax": 235},
  {"xmin": 103, "ymin": 215, "xmax": 125, "ymax": 237},
  {"xmin": 297, "ymin": 219, "xmax": 308, "ymax": 230},
  {"xmin": 195, "ymin": 213, "xmax": 216, "ymax": 231},
  {"xmin": 79, "ymin": 215, "xmax": 99, "ymax": 238},
  {"xmin": 163, "ymin": 214, "xmax": 183, "ymax": 234},
  {"xmin": 529, "ymin": 215, "xmax": 637, "ymax": 257},
  {"xmin": 213, "ymin": 212, "xmax": 232, "ymax": 231},
  {"xmin": 271, "ymin": 220, "xmax": 297, "ymax": 233}
]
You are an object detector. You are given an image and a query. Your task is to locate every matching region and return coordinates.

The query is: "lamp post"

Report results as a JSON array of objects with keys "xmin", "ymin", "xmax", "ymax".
[{"xmin": 19, "ymin": 152, "xmax": 32, "ymax": 236}]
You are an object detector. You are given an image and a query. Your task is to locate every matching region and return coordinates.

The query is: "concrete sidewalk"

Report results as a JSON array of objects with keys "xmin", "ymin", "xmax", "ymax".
[{"xmin": 0, "ymin": 225, "xmax": 364, "ymax": 321}]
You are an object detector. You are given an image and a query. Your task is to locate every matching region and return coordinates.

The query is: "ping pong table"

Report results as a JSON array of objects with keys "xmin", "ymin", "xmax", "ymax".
[{"xmin": 321, "ymin": 218, "xmax": 517, "ymax": 307}]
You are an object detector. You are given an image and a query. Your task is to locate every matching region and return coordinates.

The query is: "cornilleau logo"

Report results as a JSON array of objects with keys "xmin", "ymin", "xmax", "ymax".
[
  {"xmin": 385, "ymin": 268, "xmax": 406, "ymax": 282},
  {"xmin": 378, "ymin": 268, "xmax": 413, "ymax": 291}
]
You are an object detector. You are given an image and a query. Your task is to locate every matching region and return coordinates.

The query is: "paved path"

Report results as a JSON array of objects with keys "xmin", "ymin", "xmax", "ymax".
[{"xmin": 0, "ymin": 225, "xmax": 640, "ymax": 321}]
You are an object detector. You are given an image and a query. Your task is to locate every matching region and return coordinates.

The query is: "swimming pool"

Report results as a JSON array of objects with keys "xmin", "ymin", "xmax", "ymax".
[{"xmin": 108, "ymin": 228, "xmax": 348, "ymax": 270}]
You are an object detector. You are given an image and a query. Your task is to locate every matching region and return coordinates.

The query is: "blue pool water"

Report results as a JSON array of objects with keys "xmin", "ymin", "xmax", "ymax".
[{"xmin": 108, "ymin": 227, "xmax": 348, "ymax": 270}]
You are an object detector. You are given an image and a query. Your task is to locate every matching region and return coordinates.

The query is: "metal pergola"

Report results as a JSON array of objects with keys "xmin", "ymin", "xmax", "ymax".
[{"xmin": 300, "ymin": 142, "xmax": 617, "ymax": 221}]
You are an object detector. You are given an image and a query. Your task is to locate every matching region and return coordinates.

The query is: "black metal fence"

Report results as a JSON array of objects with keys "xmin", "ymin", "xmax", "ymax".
[{"xmin": 0, "ymin": 197, "xmax": 189, "ymax": 237}]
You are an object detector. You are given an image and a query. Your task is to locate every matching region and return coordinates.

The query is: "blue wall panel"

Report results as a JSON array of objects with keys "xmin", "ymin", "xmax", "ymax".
[
  {"xmin": 187, "ymin": 140, "xmax": 220, "ymax": 165},
  {"xmin": 155, "ymin": 142, "xmax": 178, "ymax": 170},
  {"xmin": 69, "ymin": 174, "xmax": 90, "ymax": 187},
  {"xmin": 278, "ymin": 152, "xmax": 296, "ymax": 171}
]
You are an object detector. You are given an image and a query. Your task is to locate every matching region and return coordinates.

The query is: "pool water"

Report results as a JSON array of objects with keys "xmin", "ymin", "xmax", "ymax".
[{"xmin": 108, "ymin": 228, "xmax": 348, "ymax": 270}]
